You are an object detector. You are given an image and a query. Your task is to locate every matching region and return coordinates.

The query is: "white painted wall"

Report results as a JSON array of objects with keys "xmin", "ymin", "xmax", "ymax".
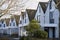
[
  {"xmin": 35, "ymin": 0, "xmax": 59, "ymax": 38},
  {"xmin": 35, "ymin": 4, "xmax": 44, "ymax": 26}
]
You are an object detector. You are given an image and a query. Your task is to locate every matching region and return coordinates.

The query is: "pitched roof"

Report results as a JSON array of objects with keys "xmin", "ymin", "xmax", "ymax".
[
  {"xmin": 21, "ymin": 12, "xmax": 25, "ymax": 19},
  {"xmin": 26, "ymin": 9, "xmax": 37, "ymax": 21},
  {"xmin": 54, "ymin": 0, "xmax": 59, "ymax": 4},
  {"xmin": 39, "ymin": 2, "xmax": 48, "ymax": 13},
  {"xmin": 5, "ymin": 18, "xmax": 10, "ymax": 26},
  {"xmin": 14, "ymin": 15, "xmax": 20, "ymax": 26}
]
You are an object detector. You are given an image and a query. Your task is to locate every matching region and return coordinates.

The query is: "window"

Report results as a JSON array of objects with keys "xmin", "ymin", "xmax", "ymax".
[
  {"xmin": 44, "ymin": 16, "xmax": 45, "ymax": 23},
  {"xmin": 4, "ymin": 24, "xmax": 5, "ymax": 27},
  {"xmin": 2, "ymin": 21, "xmax": 3, "ymax": 24},
  {"xmin": 49, "ymin": 12, "xmax": 54, "ymax": 23},
  {"xmin": 11, "ymin": 19, "xmax": 13, "ymax": 22},
  {"xmin": 39, "ymin": 5, "xmax": 41, "ymax": 13},
  {"xmin": 10, "ymin": 23, "xmax": 11, "ymax": 26},
  {"xmin": 20, "ymin": 21, "xmax": 22, "ymax": 24},
  {"xmin": 50, "ymin": 19, "xmax": 54, "ymax": 23},
  {"xmin": 13, "ymin": 22, "xmax": 15, "ymax": 26},
  {"xmin": 24, "ymin": 13, "xmax": 26, "ymax": 17},
  {"xmin": 37, "ymin": 15, "xmax": 40, "ymax": 23},
  {"xmin": 49, "ymin": 12, "xmax": 53, "ymax": 19},
  {"xmin": 25, "ymin": 19, "xmax": 26, "ymax": 23},
  {"xmin": 24, "ymin": 13, "xmax": 26, "ymax": 23},
  {"xmin": 0, "ymin": 24, "xmax": 1, "ymax": 27}
]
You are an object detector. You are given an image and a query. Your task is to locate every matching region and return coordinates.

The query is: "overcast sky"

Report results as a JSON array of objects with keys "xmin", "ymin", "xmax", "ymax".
[
  {"xmin": 37, "ymin": 0, "xmax": 49, "ymax": 2},
  {"xmin": 0, "ymin": 0, "xmax": 50, "ymax": 19}
]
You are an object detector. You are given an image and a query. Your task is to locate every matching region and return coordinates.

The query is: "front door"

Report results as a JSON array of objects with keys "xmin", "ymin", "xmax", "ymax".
[
  {"xmin": 44, "ymin": 27, "xmax": 55, "ymax": 38},
  {"xmin": 44, "ymin": 27, "xmax": 49, "ymax": 38}
]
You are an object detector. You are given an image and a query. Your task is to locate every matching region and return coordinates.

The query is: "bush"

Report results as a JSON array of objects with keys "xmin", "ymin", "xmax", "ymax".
[
  {"xmin": 25, "ymin": 19, "xmax": 48, "ymax": 39},
  {"xmin": 33, "ymin": 30, "xmax": 48, "ymax": 39},
  {"xmin": 20, "ymin": 36, "xmax": 29, "ymax": 40}
]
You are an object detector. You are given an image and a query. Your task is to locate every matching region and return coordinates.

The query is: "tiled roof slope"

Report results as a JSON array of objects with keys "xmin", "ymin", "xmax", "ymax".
[
  {"xmin": 39, "ymin": 2, "xmax": 48, "ymax": 13},
  {"xmin": 26, "ymin": 9, "xmax": 37, "ymax": 21},
  {"xmin": 14, "ymin": 15, "xmax": 20, "ymax": 26},
  {"xmin": 5, "ymin": 18, "xmax": 10, "ymax": 26}
]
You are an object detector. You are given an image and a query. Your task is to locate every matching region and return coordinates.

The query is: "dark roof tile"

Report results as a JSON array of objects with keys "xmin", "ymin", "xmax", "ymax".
[{"xmin": 26, "ymin": 9, "xmax": 37, "ymax": 21}]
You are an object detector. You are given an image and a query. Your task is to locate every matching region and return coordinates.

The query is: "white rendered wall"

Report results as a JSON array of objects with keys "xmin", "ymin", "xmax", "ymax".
[{"xmin": 35, "ymin": 4, "xmax": 44, "ymax": 26}]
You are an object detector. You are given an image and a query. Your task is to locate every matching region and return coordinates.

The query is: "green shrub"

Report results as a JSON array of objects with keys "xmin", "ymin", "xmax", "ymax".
[
  {"xmin": 25, "ymin": 19, "xmax": 48, "ymax": 39},
  {"xmin": 20, "ymin": 36, "xmax": 29, "ymax": 40},
  {"xmin": 33, "ymin": 30, "xmax": 48, "ymax": 39}
]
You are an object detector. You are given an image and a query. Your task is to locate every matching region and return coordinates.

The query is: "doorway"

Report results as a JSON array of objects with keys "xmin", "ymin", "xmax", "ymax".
[{"xmin": 44, "ymin": 27, "xmax": 55, "ymax": 38}]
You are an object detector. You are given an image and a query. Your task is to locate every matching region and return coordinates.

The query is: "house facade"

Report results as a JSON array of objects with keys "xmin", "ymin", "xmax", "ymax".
[
  {"xmin": 35, "ymin": 0, "xmax": 59, "ymax": 38},
  {"xmin": 0, "ymin": 0, "xmax": 59, "ymax": 38}
]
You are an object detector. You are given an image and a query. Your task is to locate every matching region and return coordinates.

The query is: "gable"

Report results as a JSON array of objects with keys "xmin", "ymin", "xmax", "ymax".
[{"xmin": 0, "ymin": 19, "xmax": 6, "ymax": 27}]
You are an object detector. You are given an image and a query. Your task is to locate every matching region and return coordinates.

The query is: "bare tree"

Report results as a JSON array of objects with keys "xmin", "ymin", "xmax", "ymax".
[
  {"xmin": 0, "ymin": 0, "xmax": 17, "ymax": 17},
  {"xmin": 54, "ymin": 0, "xmax": 60, "ymax": 10},
  {"xmin": 0, "ymin": 0, "xmax": 28, "ymax": 17}
]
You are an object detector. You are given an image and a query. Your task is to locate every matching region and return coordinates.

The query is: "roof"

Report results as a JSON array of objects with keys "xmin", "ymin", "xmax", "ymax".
[
  {"xmin": 39, "ymin": 2, "xmax": 48, "ymax": 13},
  {"xmin": 54, "ymin": 0, "xmax": 59, "ymax": 4},
  {"xmin": 5, "ymin": 18, "xmax": 10, "ymax": 26},
  {"xmin": 26, "ymin": 9, "xmax": 37, "ymax": 21},
  {"xmin": 14, "ymin": 15, "xmax": 20, "ymax": 26}
]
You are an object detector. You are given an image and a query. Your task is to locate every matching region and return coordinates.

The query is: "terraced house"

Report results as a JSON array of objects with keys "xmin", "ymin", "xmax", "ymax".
[{"xmin": 0, "ymin": 0, "xmax": 60, "ymax": 38}]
